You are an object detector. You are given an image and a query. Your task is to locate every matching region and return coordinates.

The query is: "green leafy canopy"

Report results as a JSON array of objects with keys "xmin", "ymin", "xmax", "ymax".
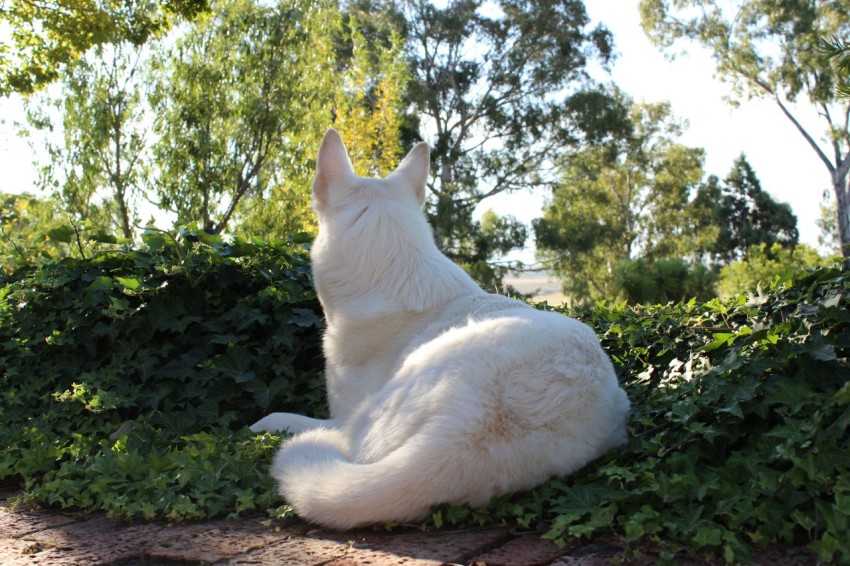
[
  {"xmin": 0, "ymin": 0, "xmax": 210, "ymax": 96},
  {"xmin": 639, "ymin": 0, "xmax": 850, "ymax": 257}
]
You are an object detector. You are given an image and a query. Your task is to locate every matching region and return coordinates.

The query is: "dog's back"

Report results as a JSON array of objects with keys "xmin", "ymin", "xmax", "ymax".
[{"xmin": 266, "ymin": 130, "xmax": 630, "ymax": 529}]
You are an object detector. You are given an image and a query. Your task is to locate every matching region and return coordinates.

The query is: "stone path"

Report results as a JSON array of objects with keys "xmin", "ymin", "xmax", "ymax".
[{"xmin": 0, "ymin": 485, "xmax": 818, "ymax": 565}]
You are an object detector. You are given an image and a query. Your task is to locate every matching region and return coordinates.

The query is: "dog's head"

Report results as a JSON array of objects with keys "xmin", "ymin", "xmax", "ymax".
[
  {"xmin": 308, "ymin": 129, "xmax": 474, "ymax": 312},
  {"xmin": 311, "ymin": 129, "xmax": 430, "ymax": 227}
]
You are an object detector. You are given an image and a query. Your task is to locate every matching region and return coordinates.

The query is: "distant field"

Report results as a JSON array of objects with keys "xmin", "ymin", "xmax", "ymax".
[{"xmin": 503, "ymin": 272, "xmax": 567, "ymax": 305}]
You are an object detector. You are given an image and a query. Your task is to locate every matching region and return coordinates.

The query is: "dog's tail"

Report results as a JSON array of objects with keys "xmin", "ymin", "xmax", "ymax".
[{"xmin": 271, "ymin": 426, "xmax": 485, "ymax": 529}]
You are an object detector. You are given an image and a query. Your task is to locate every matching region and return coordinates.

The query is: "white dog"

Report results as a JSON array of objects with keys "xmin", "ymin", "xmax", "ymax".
[{"xmin": 251, "ymin": 129, "xmax": 630, "ymax": 529}]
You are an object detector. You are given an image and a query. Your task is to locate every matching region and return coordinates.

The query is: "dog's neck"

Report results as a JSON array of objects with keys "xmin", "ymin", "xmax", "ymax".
[{"xmin": 311, "ymin": 219, "xmax": 483, "ymax": 323}]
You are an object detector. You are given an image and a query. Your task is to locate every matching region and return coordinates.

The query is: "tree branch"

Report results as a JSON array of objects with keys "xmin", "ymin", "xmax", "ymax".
[{"xmin": 751, "ymin": 75, "xmax": 836, "ymax": 174}]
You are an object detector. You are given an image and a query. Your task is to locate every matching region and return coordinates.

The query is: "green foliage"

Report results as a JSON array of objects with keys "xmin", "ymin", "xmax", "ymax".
[
  {"xmin": 329, "ymin": 8, "xmax": 409, "ymax": 178},
  {"xmin": 0, "ymin": 0, "xmax": 210, "ymax": 96},
  {"xmin": 235, "ymin": 0, "xmax": 410, "ymax": 241},
  {"xmin": 230, "ymin": 1, "xmax": 408, "ymax": 237},
  {"xmin": 26, "ymin": 42, "xmax": 149, "ymax": 239},
  {"xmin": 437, "ymin": 265, "xmax": 850, "ymax": 563},
  {"xmin": 640, "ymin": 0, "xmax": 850, "ymax": 257},
  {"xmin": 454, "ymin": 209, "xmax": 528, "ymax": 293},
  {"xmin": 148, "ymin": 0, "xmax": 333, "ymax": 235},
  {"xmin": 397, "ymin": 0, "xmax": 618, "ymax": 289},
  {"xmin": 701, "ymin": 155, "xmax": 799, "ymax": 264},
  {"xmin": 820, "ymin": 36, "xmax": 850, "ymax": 98},
  {"xmin": 3, "ymin": 235, "xmax": 849, "ymax": 563},
  {"xmin": 0, "ymin": 229, "xmax": 323, "ymax": 520},
  {"xmin": 21, "ymin": 0, "xmax": 408, "ymax": 243},
  {"xmin": 614, "ymin": 257, "xmax": 716, "ymax": 304},
  {"xmin": 818, "ymin": 193, "xmax": 842, "ymax": 256},
  {"xmin": 23, "ymin": 426, "xmax": 288, "ymax": 522},
  {"xmin": 0, "ymin": 193, "xmax": 67, "ymax": 272},
  {"xmin": 717, "ymin": 243, "xmax": 828, "ymax": 299},
  {"xmin": 535, "ymin": 93, "xmax": 710, "ymax": 303}
]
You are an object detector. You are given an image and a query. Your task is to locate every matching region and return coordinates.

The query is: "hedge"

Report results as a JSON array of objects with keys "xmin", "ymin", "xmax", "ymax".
[{"xmin": 1, "ymin": 231, "xmax": 847, "ymax": 563}]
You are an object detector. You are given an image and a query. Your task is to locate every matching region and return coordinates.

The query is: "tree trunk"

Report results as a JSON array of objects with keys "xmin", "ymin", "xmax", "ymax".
[
  {"xmin": 113, "ymin": 125, "xmax": 133, "ymax": 240},
  {"xmin": 116, "ymin": 186, "xmax": 132, "ymax": 240},
  {"xmin": 430, "ymin": 158, "xmax": 454, "ymax": 252},
  {"xmin": 757, "ymin": 86, "xmax": 850, "ymax": 258},
  {"xmin": 834, "ymin": 170, "xmax": 850, "ymax": 259}
]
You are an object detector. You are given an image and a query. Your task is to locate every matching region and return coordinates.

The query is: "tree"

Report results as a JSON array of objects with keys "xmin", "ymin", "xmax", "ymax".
[
  {"xmin": 18, "ymin": 0, "xmax": 407, "ymax": 242},
  {"xmin": 149, "ymin": 0, "xmax": 408, "ymax": 239},
  {"xmin": 0, "ymin": 192, "xmax": 66, "ymax": 271},
  {"xmin": 148, "ymin": 0, "xmax": 334, "ymax": 236},
  {"xmin": 707, "ymin": 154, "xmax": 798, "ymax": 263},
  {"xmin": 817, "ymin": 193, "xmax": 841, "ymax": 256},
  {"xmin": 330, "ymin": 6, "xmax": 409, "ymax": 178},
  {"xmin": 453, "ymin": 208, "xmax": 527, "ymax": 293},
  {"xmin": 0, "ymin": 0, "xmax": 209, "ymax": 96},
  {"xmin": 26, "ymin": 42, "xmax": 149, "ymax": 239},
  {"xmin": 640, "ymin": 0, "xmax": 850, "ymax": 257},
  {"xmin": 716, "ymin": 242, "xmax": 825, "ymax": 298},
  {"xmin": 614, "ymin": 257, "xmax": 716, "ymax": 304},
  {"xmin": 393, "ymin": 0, "xmax": 618, "ymax": 289},
  {"xmin": 534, "ymin": 95, "xmax": 709, "ymax": 302},
  {"xmin": 235, "ymin": 4, "xmax": 409, "ymax": 240}
]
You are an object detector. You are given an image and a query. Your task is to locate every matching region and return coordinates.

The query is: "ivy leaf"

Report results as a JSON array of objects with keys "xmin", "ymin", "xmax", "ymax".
[
  {"xmin": 432, "ymin": 510, "xmax": 443, "ymax": 528},
  {"xmin": 87, "ymin": 276, "xmax": 113, "ymax": 293},
  {"xmin": 244, "ymin": 377, "xmax": 287, "ymax": 409},
  {"xmin": 141, "ymin": 229, "xmax": 174, "ymax": 251},
  {"xmin": 214, "ymin": 347, "xmax": 256, "ymax": 383},
  {"xmin": 90, "ymin": 232, "xmax": 118, "ymax": 245},
  {"xmin": 703, "ymin": 332, "xmax": 734, "ymax": 352},
  {"xmin": 116, "ymin": 277, "xmax": 141, "ymax": 291},
  {"xmin": 692, "ymin": 525, "xmax": 723, "ymax": 547},
  {"xmin": 832, "ymin": 383, "xmax": 850, "ymax": 406},
  {"xmin": 803, "ymin": 340, "xmax": 837, "ymax": 362},
  {"xmin": 819, "ymin": 293, "xmax": 843, "ymax": 309},
  {"xmin": 289, "ymin": 308, "xmax": 321, "ymax": 327}
]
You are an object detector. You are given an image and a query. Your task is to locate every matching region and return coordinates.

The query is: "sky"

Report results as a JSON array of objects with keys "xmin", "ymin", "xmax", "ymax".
[
  {"xmin": 484, "ymin": 0, "xmax": 831, "ymax": 262},
  {"xmin": 0, "ymin": 0, "xmax": 833, "ymax": 258}
]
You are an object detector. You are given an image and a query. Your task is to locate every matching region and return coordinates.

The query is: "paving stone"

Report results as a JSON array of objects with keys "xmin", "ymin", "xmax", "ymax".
[
  {"xmin": 3, "ymin": 546, "xmax": 106, "ymax": 565},
  {"xmin": 546, "ymin": 538, "xmax": 633, "ymax": 566},
  {"xmin": 19, "ymin": 514, "xmax": 165, "ymax": 564},
  {"xmin": 318, "ymin": 527, "xmax": 513, "ymax": 565},
  {"xmin": 467, "ymin": 534, "xmax": 571, "ymax": 566},
  {"xmin": 0, "ymin": 504, "xmax": 81, "ymax": 538},
  {"xmin": 548, "ymin": 552, "xmax": 626, "ymax": 566},
  {"xmin": 0, "ymin": 537, "xmax": 44, "ymax": 562},
  {"xmin": 0, "ymin": 500, "xmax": 823, "ymax": 565},
  {"xmin": 146, "ymin": 517, "xmax": 304, "ymax": 563},
  {"xmin": 323, "ymin": 548, "xmax": 448, "ymax": 565},
  {"xmin": 225, "ymin": 534, "xmax": 355, "ymax": 565}
]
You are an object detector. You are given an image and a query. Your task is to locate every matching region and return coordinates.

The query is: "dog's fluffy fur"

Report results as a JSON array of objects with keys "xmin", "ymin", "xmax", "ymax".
[{"xmin": 251, "ymin": 129, "xmax": 630, "ymax": 529}]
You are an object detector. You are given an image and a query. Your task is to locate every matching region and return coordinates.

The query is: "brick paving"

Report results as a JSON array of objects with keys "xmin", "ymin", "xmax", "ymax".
[{"xmin": 0, "ymin": 486, "xmax": 818, "ymax": 565}]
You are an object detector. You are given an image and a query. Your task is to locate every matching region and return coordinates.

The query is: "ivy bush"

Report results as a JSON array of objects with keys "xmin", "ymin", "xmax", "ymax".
[
  {"xmin": 1, "ymin": 232, "xmax": 848, "ymax": 563},
  {"xmin": 0, "ymin": 227, "xmax": 324, "ymax": 520}
]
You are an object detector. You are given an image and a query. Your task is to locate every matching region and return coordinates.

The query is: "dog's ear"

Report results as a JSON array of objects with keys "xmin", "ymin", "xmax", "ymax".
[
  {"xmin": 313, "ymin": 128, "xmax": 355, "ymax": 206},
  {"xmin": 390, "ymin": 142, "xmax": 429, "ymax": 205}
]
